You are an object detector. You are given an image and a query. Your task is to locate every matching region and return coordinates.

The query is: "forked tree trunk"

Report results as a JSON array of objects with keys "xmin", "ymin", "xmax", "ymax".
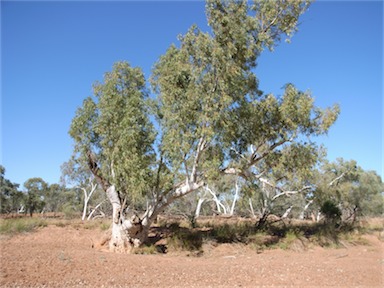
[
  {"xmin": 106, "ymin": 186, "xmax": 146, "ymax": 252},
  {"xmin": 86, "ymin": 149, "xmax": 205, "ymax": 252},
  {"xmin": 104, "ymin": 180, "xmax": 204, "ymax": 252}
]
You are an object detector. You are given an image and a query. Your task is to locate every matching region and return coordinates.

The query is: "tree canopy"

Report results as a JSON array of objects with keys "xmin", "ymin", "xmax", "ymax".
[
  {"xmin": 69, "ymin": 62, "xmax": 156, "ymax": 203},
  {"xmin": 65, "ymin": 0, "xmax": 379, "ymax": 251}
]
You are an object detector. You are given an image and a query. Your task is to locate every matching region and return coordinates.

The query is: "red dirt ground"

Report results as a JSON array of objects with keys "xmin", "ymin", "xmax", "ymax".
[{"xmin": 0, "ymin": 224, "xmax": 383, "ymax": 287}]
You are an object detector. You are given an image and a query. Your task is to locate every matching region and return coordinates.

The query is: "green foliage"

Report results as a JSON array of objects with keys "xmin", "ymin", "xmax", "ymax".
[
  {"xmin": 206, "ymin": 0, "xmax": 312, "ymax": 62},
  {"xmin": 69, "ymin": 61, "xmax": 156, "ymax": 200},
  {"xmin": 320, "ymin": 200, "xmax": 341, "ymax": 224},
  {"xmin": 133, "ymin": 244, "xmax": 158, "ymax": 255},
  {"xmin": 67, "ymin": 0, "xmax": 345, "ymax": 228},
  {"xmin": 314, "ymin": 159, "xmax": 384, "ymax": 219},
  {"xmin": 24, "ymin": 178, "xmax": 48, "ymax": 217},
  {"xmin": 209, "ymin": 222, "xmax": 254, "ymax": 243},
  {"xmin": 0, "ymin": 165, "xmax": 24, "ymax": 214},
  {"xmin": 169, "ymin": 228, "xmax": 203, "ymax": 251},
  {"xmin": 61, "ymin": 203, "xmax": 81, "ymax": 219},
  {"xmin": 150, "ymin": 0, "xmax": 334, "ymax": 190},
  {"xmin": 159, "ymin": 217, "xmax": 373, "ymax": 253},
  {"xmin": 0, "ymin": 218, "xmax": 47, "ymax": 235}
]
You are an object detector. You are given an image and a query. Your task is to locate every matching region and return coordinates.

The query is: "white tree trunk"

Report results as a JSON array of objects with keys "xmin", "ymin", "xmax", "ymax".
[
  {"xmin": 229, "ymin": 178, "xmax": 240, "ymax": 216},
  {"xmin": 299, "ymin": 200, "xmax": 313, "ymax": 220},
  {"xmin": 195, "ymin": 198, "xmax": 205, "ymax": 218},
  {"xmin": 249, "ymin": 198, "xmax": 256, "ymax": 218},
  {"xmin": 80, "ymin": 182, "xmax": 97, "ymax": 221},
  {"xmin": 105, "ymin": 179, "xmax": 205, "ymax": 252},
  {"xmin": 87, "ymin": 201, "xmax": 104, "ymax": 221},
  {"xmin": 282, "ymin": 205, "xmax": 293, "ymax": 219},
  {"xmin": 205, "ymin": 185, "xmax": 227, "ymax": 214},
  {"xmin": 82, "ymin": 198, "xmax": 89, "ymax": 221},
  {"xmin": 105, "ymin": 185, "xmax": 141, "ymax": 252},
  {"xmin": 316, "ymin": 211, "xmax": 322, "ymax": 222},
  {"xmin": 18, "ymin": 205, "xmax": 25, "ymax": 214}
]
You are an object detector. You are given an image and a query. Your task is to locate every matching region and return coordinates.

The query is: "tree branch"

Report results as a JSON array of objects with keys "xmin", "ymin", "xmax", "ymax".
[
  {"xmin": 329, "ymin": 172, "xmax": 347, "ymax": 187},
  {"xmin": 190, "ymin": 137, "xmax": 206, "ymax": 183},
  {"xmin": 251, "ymin": 137, "xmax": 292, "ymax": 165},
  {"xmin": 271, "ymin": 186, "xmax": 312, "ymax": 201},
  {"xmin": 86, "ymin": 150, "xmax": 110, "ymax": 191},
  {"xmin": 205, "ymin": 185, "xmax": 227, "ymax": 214}
]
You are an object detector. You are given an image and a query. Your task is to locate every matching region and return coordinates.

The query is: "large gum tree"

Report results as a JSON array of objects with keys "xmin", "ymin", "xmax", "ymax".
[{"xmin": 69, "ymin": 0, "xmax": 339, "ymax": 252}]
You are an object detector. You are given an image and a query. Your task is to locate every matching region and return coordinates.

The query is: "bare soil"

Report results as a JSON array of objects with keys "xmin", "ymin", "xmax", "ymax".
[{"xmin": 0, "ymin": 223, "xmax": 383, "ymax": 287}]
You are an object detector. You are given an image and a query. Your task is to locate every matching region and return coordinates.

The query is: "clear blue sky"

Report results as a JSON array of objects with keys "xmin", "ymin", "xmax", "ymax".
[{"xmin": 1, "ymin": 0, "xmax": 383, "ymax": 188}]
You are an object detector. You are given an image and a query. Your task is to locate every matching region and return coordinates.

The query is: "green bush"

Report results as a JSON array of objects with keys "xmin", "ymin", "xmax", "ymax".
[
  {"xmin": 168, "ymin": 229, "xmax": 203, "ymax": 251},
  {"xmin": 0, "ymin": 218, "xmax": 47, "ymax": 235},
  {"xmin": 320, "ymin": 200, "xmax": 341, "ymax": 224},
  {"xmin": 61, "ymin": 204, "xmax": 81, "ymax": 220}
]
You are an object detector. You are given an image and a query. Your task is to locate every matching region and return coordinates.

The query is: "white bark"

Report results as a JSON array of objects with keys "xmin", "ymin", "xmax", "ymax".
[
  {"xmin": 195, "ymin": 198, "xmax": 205, "ymax": 218},
  {"xmin": 18, "ymin": 205, "xmax": 25, "ymax": 214},
  {"xmin": 106, "ymin": 185, "xmax": 121, "ymax": 224},
  {"xmin": 316, "ymin": 211, "xmax": 322, "ymax": 222},
  {"xmin": 173, "ymin": 180, "xmax": 204, "ymax": 198},
  {"xmin": 229, "ymin": 177, "xmax": 240, "ymax": 216},
  {"xmin": 104, "ymin": 185, "xmax": 135, "ymax": 252},
  {"xmin": 329, "ymin": 172, "xmax": 347, "ymax": 187},
  {"xmin": 282, "ymin": 205, "xmax": 293, "ymax": 219},
  {"xmin": 87, "ymin": 201, "xmax": 104, "ymax": 221},
  {"xmin": 190, "ymin": 137, "xmax": 206, "ymax": 183},
  {"xmin": 205, "ymin": 185, "xmax": 227, "ymax": 214},
  {"xmin": 299, "ymin": 200, "xmax": 313, "ymax": 220},
  {"xmin": 258, "ymin": 177, "xmax": 312, "ymax": 202},
  {"xmin": 249, "ymin": 198, "xmax": 256, "ymax": 218},
  {"xmin": 271, "ymin": 186, "xmax": 312, "ymax": 201},
  {"xmin": 79, "ymin": 182, "xmax": 97, "ymax": 221}
]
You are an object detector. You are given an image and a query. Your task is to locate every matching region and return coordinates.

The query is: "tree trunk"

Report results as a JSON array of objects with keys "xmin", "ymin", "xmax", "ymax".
[
  {"xmin": 249, "ymin": 198, "xmax": 256, "ymax": 218},
  {"xmin": 81, "ymin": 182, "xmax": 97, "ymax": 221},
  {"xmin": 87, "ymin": 202, "xmax": 104, "ymax": 221},
  {"xmin": 229, "ymin": 178, "xmax": 240, "ymax": 216},
  {"xmin": 256, "ymin": 208, "xmax": 270, "ymax": 229},
  {"xmin": 281, "ymin": 205, "xmax": 293, "ymax": 219},
  {"xmin": 104, "ymin": 186, "xmax": 147, "ymax": 252},
  {"xmin": 97, "ymin": 175, "xmax": 204, "ymax": 252},
  {"xmin": 195, "ymin": 198, "xmax": 205, "ymax": 218},
  {"xmin": 82, "ymin": 198, "xmax": 89, "ymax": 221},
  {"xmin": 299, "ymin": 200, "xmax": 313, "ymax": 220}
]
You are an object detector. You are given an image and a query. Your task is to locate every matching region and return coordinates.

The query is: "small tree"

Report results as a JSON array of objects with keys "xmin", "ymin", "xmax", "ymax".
[
  {"xmin": 61, "ymin": 159, "xmax": 106, "ymax": 220},
  {"xmin": 23, "ymin": 178, "xmax": 48, "ymax": 217},
  {"xmin": 320, "ymin": 199, "xmax": 341, "ymax": 225},
  {"xmin": 314, "ymin": 159, "xmax": 384, "ymax": 222},
  {"xmin": 0, "ymin": 165, "xmax": 24, "ymax": 214}
]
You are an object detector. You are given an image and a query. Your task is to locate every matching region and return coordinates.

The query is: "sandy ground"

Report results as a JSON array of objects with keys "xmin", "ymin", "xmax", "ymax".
[{"xmin": 0, "ymin": 224, "xmax": 383, "ymax": 287}]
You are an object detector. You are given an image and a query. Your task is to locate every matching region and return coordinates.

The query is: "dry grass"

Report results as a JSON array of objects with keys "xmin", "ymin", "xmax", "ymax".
[{"xmin": 1, "ymin": 214, "xmax": 381, "ymax": 253}]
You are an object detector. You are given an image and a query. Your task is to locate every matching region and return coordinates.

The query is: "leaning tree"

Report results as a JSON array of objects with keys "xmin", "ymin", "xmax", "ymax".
[{"xmin": 69, "ymin": 0, "xmax": 339, "ymax": 252}]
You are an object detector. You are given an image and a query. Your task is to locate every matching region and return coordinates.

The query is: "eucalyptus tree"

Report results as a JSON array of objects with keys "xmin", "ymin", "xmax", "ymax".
[
  {"xmin": 151, "ymin": 0, "xmax": 336, "ymax": 224},
  {"xmin": 61, "ymin": 158, "xmax": 107, "ymax": 221},
  {"xmin": 70, "ymin": 62, "xmax": 156, "ymax": 251},
  {"xmin": 68, "ymin": 0, "xmax": 341, "ymax": 252},
  {"xmin": 314, "ymin": 159, "xmax": 384, "ymax": 222},
  {"xmin": 0, "ymin": 165, "xmax": 24, "ymax": 214},
  {"xmin": 23, "ymin": 178, "xmax": 48, "ymax": 217}
]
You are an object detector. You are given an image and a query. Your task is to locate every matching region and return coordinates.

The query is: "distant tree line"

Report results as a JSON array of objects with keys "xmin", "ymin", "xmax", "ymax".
[{"xmin": 0, "ymin": 165, "xmax": 110, "ymax": 219}]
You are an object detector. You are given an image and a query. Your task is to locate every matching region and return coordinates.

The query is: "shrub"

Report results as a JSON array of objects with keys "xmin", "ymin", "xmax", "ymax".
[
  {"xmin": 0, "ymin": 218, "xmax": 47, "ymax": 235},
  {"xmin": 320, "ymin": 200, "xmax": 341, "ymax": 224},
  {"xmin": 168, "ymin": 229, "xmax": 203, "ymax": 251}
]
